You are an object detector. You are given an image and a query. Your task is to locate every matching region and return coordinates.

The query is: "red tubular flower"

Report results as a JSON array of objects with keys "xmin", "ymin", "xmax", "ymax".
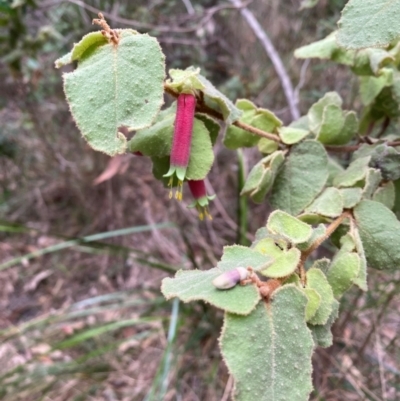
[
  {"xmin": 188, "ymin": 179, "xmax": 216, "ymax": 220},
  {"xmin": 164, "ymin": 93, "xmax": 196, "ymax": 201}
]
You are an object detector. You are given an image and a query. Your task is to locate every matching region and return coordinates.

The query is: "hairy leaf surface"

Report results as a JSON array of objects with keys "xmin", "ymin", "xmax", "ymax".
[
  {"xmin": 220, "ymin": 285, "xmax": 313, "ymax": 401},
  {"xmin": 161, "ymin": 246, "xmax": 272, "ymax": 315},
  {"xmin": 60, "ymin": 30, "xmax": 165, "ymax": 155},
  {"xmin": 270, "ymin": 141, "xmax": 328, "ymax": 215}
]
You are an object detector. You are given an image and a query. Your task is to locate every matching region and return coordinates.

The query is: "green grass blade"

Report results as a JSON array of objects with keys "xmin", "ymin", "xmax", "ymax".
[
  {"xmin": 0, "ymin": 222, "xmax": 174, "ymax": 271},
  {"xmin": 53, "ymin": 317, "xmax": 162, "ymax": 350}
]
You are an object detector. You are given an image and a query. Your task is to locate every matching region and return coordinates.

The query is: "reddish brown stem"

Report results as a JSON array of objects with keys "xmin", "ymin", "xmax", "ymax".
[
  {"xmin": 164, "ymin": 85, "xmax": 281, "ymax": 143},
  {"xmin": 298, "ymin": 211, "xmax": 352, "ymax": 285}
]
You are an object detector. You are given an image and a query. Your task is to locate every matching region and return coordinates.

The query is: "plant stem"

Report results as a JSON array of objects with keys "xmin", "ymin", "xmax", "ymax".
[
  {"xmin": 164, "ymin": 85, "xmax": 281, "ymax": 143},
  {"xmin": 298, "ymin": 211, "xmax": 352, "ymax": 284},
  {"xmin": 236, "ymin": 149, "xmax": 250, "ymax": 246}
]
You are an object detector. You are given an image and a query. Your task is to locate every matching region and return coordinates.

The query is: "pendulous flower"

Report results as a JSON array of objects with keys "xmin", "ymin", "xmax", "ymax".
[
  {"xmin": 188, "ymin": 179, "xmax": 215, "ymax": 220},
  {"xmin": 164, "ymin": 93, "xmax": 197, "ymax": 200}
]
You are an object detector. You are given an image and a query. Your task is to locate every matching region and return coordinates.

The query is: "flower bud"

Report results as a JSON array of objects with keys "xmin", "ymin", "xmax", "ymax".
[
  {"xmin": 212, "ymin": 267, "xmax": 249, "ymax": 290},
  {"xmin": 188, "ymin": 179, "xmax": 215, "ymax": 220}
]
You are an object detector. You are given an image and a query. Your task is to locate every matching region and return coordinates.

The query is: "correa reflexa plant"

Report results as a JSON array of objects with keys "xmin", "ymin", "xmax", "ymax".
[{"xmin": 55, "ymin": 3, "xmax": 400, "ymax": 399}]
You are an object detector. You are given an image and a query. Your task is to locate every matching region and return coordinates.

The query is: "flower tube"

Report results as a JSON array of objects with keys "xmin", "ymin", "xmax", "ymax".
[{"xmin": 164, "ymin": 93, "xmax": 196, "ymax": 200}]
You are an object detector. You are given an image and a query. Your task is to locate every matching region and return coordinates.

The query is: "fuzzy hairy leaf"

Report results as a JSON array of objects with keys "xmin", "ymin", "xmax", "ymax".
[
  {"xmin": 267, "ymin": 211, "xmax": 312, "ymax": 244},
  {"xmin": 326, "ymin": 252, "xmax": 360, "ymax": 298},
  {"xmin": 278, "ymin": 127, "xmax": 309, "ymax": 145},
  {"xmin": 59, "ymin": 30, "xmax": 165, "ymax": 156},
  {"xmin": 220, "ymin": 285, "xmax": 313, "ymax": 401},
  {"xmin": 224, "ymin": 100, "xmax": 281, "ymax": 149},
  {"xmin": 369, "ymin": 144, "xmax": 400, "ymax": 181},
  {"xmin": 337, "ymin": 0, "xmax": 400, "ymax": 49},
  {"xmin": 373, "ymin": 182, "xmax": 395, "ymax": 209},
  {"xmin": 295, "ymin": 32, "xmax": 355, "ymax": 65},
  {"xmin": 352, "ymin": 227, "xmax": 368, "ymax": 290},
  {"xmin": 161, "ymin": 245, "xmax": 272, "ymax": 315},
  {"xmin": 305, "ymin": 187, "xmax": 344, "ymax": 218},
  {"xmin": 241, "ymin": 152, "xmax": 285, "ymax": 203},
  {"xmin": 363, "ymin": 168, "xmax": 382, "ymax": 199},
  {"xmin": 308, "ymin": 92, "xmax": 342, "ymax": 133},
  {"xmin": 304, "ymin": 288, "xmax": 321, "ymax": 322},
  {"xmin": 260, "ymin": 248, "xmax": 301, "ymax": 278},
  {"xmin": 297, "ymin": 224, "xmax": 327, "ymax": 252},
  {"xmin": 309, "ymin": 299, "xmax": 339, "ymax": 348},
  {"xmin": 333, "ymin": 156, "xmax": 370, "ymax": 187},
  {"xmin": 339, "ymin": 187, "xmax": 363, "ymax": 208},
  {"xmin": 306, "ymin": 268, "xmax": 335, "ymax": 326},
  {"xmin": 354, "ymin": 200, "xmax": 400, "ymax": 271},
  {"xmin": 270, "ymin": 140, "xmax": 328, "ymax": 216}
]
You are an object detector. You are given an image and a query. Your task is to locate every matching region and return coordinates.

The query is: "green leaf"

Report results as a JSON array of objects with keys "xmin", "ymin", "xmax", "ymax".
[
  {"xmin": 270, "ymin": 140, "xmax": 329, "ymax": 216},
  {"xmin": 241, "ymin": 152, "xmax": 285, "ymax": 203},
  {"xmin": 362, "ymin": 168, "xmax": 382, "ymax": 199},
  {"xmin": 294, "ymin": 32, "xmax": 355, "ymax": 66},
  {"xmin": 161, "ymin": 245, "xmax": 272, "ymax": 315},
  {"xmin": 167, "ymin": 67, "xmax": 242, "ymax": 124},
  {"xmin": 129, "ymin": 105, "xmax": 175, "ymax": 157},
  {"xmin": 55, "ymin": 32, "xmax": 108, "ymax": 68},
  {"xmin": 353, "ymin": 49, "xmax": 395, "ymax": 76},
  {"xmin": 327, "ymin": 157, "xmax": 344, "ymax": 186},
  {"xmin": 359, "ymin": 69, "xmax": 393, "ymax": 106},
  {"xmin": 373, "ymin": 181, "xmax": 395, "ymax": 209},
  {"xmin": 267, "ymin": 211, "xmax": 312, "ymax": 244},
  {"xmin": 352, "ymin": 227, "xmax": 368, "ymax": 290},
  {"xmin": 369, "ymin": 144, "xmax": 400, "ymax": 181},
  {"xmin": 186, "ymin": 120, "xmax": 215, "ymax": 180},
  {"xmin": 337, "ymin": 0, "xmax": 400, "ymax": 49},
  {"xmin": 310, "ymin": 258, "xmax": 331, "ymax": 275},
  {"xmin": 306, "ymin": 268, "xmax": 335, "ymax": 326},
  {"xmin": 320, "ymin": 111, "xmax": 357, "ymax": 145},
  {"xmin": 333, "ymin": 156, "xmax": 370, "ymax": 187},
  {"xmin": 297, "ymin": 213, "xmax": 331, "ymax": 225},
  {"xmin": 308, "ymin": 92, "xmax": 342, "ymax": 134},
  {"xmin": 305, "ymin": 187, "xmax": 344, "ymax": 218},
  {"xmin": 151, "ymin": 155, "xmax": 170, "ymax": 185},
  {"xmin": 326, "ymin": 252, "xmax": 360, "ymax": 298},
  {"xmin": 260, "ymin": 248, "xmax": 301, "ymax": 278},
  {"xmin": 258, "ymin": 138, "xmax": 279, "ymax": 154},
  {"xmin": 195, "ymin": 113, "xmax": 220, "ymax": 146},
  {"xmin": 59, "ymin": 30, "xmax": 165, "ymax": 156},
  {"xmin": 253, "ymin": 238, "xmax": 284, "ymax": 260},
  {"xmin": 278, "ymin": 127, "xmax": 309, "ymax": 145},
  {"xmin": 309, "ymin": 299, "xmax": 339, "ymax": 348},
  {"xmin": 339, "ymin": 187, "xmax": 363, "ymax": 208},
  {"xmin": 166, "ymin": 67, "xmax": 206, "ymax": 92},
  {"xmin": 354, "ymin": 200, "xmax": 400, "ymax": 271},
  {"xmin": 290, "ymin": 115, "xmax": 309, "ymax": 130},
  {"xmin": 196, "ymin": 71, "xmax": 242, "ymax": 125},
  {"xmin": 337, "ymin": 232, "xmax": 357, "ymax": 254},
  {"xmin": 224, "ymin": 101, "xmax": 281, "ymax": 150},
  {"xmin": 308, "ymin": 92, "xmax": 358, "ymax": 145},
  {"xmin": 303, "ymin": 288, "xmax": 321, "ymax": 322},
  {"xmin": 251, "ymin": 109, "xmax": 283, "ymax": 132},
  {"xmin": 297, "ymin": 224, "xmax": 327, "ymax": 252},
  {"xmin": 224, "ymin": 100, "xmax": 258, "ymax": 149},
  {"xmin": 220, "ymin": 285, "xmax": 313, "ymax": 401}
]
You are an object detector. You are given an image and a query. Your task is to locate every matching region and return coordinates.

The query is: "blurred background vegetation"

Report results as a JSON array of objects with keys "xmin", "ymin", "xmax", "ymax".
[{"xmin": 0, "ymin": 0, "xmax": 398, "ymax": 400}]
